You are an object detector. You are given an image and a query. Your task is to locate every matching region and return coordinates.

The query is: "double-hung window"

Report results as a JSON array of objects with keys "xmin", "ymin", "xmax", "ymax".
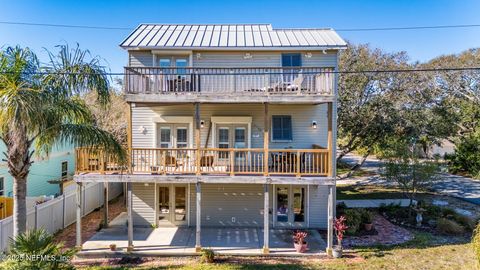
[{"xmin": 272, "ymin": 115, "xmax": 293, "ymax": 141}]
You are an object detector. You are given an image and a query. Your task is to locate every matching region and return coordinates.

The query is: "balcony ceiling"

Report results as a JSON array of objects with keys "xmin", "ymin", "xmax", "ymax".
[{"xmin": 120, "ymin": 24, "xmax": 347, "ymax": 50}]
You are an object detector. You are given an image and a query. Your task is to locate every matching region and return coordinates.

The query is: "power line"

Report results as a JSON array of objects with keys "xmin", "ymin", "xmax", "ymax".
[
  {"xmin": 0, "ymin": 66, "xmax": 479, "ymax": 75},
  {"xmin": 1, "ymin": 20, "xmax": 480, "ymax": 32}
]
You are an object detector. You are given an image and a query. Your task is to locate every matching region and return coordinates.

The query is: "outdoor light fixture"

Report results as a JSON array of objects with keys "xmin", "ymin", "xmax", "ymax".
[
  {"xmin": 200, "ymin": 120, "xmax": 205, "ymax": 128},
  {"xmin": 196, "ymin": 53, "xmax": 202, "ymax": 59},
  {"xmin": 305, "ymin": 52, "xmax": 312, "ymax": 58},
  {"xmin": 243, "ymin": 52, "xmax": 253, "ymax": 59},
  {"xmin": 138, "ymin": 125, "xmax": 147, "ymax": 134},
  {"xmin": 312, "ymin": 121, "xmax": 317, "ymax": 129},
  {"xmin": 322, "ymin": 49, "xmax": 327, "ymax": 54}
]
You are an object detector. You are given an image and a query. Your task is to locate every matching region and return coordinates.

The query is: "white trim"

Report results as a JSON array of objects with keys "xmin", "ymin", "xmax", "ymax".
[
  {"xmin": 211, "ymin": 116, "xmax": 252, "ymax": 149},
  {"xmin": 151, "ymin": 50, "xmax": 193, "ymax": 55}
]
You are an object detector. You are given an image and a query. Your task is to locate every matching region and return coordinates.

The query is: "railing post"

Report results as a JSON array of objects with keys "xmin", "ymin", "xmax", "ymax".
[
  {"xmin": 230, "ymin": 149, "xmax": 235, "ymax": 176},
  {"xmin": 296, "ymin": 150, "xmax": 301, "ymax": 177}
]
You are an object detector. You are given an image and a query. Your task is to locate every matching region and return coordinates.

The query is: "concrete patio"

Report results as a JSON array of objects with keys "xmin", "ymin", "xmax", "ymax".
[{"xmin": 78, "ymin": 214, "xmax": 326, "ymax": 257}]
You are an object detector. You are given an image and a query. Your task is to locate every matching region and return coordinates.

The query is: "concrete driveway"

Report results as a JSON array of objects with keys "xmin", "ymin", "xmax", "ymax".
[{"xmin": 78, "ymin": 215, "xmax": 326, "ymax": 257}]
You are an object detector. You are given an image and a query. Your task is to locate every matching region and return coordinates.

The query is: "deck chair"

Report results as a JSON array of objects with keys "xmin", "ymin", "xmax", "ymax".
[
  {"xmin": 200, "ymin": 155, "xmax": 214, "ymax": 171},
  {"xmin": 286, "ymin": 74, "xmax": 304, "ymax": 92}
]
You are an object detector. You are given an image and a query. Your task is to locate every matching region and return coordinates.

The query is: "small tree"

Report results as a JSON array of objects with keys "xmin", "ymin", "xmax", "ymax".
[{"xmin": 380, "ymin": 140, "xmax": 440, "ymax": 208}]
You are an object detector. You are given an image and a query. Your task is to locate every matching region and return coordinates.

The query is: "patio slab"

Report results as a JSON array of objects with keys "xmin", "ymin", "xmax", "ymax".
[{"xmin": 78, "ymin": 217, "xmax": 326, "ymax": 257}]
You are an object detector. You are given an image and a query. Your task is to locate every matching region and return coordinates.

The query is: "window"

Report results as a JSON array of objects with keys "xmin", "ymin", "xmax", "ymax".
[
  {"xmin": 61, "ymin": 162, "xmax": 68, "ymax": 180},
  {"xmin": 218, "ymin": 128, "xmax": 229, "ymax": 149},
  {"xmin": 272, "ymin": 115, "xmax": 292, "ymax": 141},
  {"xmin": 176, "ymin": 128, "xmax": 188, "ymax": 148},
  {"xmin": 160, "ymin": 127, "xmax": 171, "ymax": 148},
  {"xmin": 282, "ymin": 53, "xmax": 302, "ymax": 67},
  {"xmin": 175, "ymin": 59, "xmax": 188, "ymax": 76},
  {"xmin": 0, "ymin": 177, "xmax": 4, "ymax": 196}
]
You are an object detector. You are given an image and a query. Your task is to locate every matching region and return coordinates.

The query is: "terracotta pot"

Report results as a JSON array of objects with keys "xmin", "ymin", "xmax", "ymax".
[
  {"xmin": 332, "ymin": 246, "xmax": 343, "ymax": 258},
  {"xmin": 294, "ymin": 241, "xmax": 308, "ymax": 253},
  {"xmin": 364, "ymin": 223, "xmax": 373, "ymax": 231}
]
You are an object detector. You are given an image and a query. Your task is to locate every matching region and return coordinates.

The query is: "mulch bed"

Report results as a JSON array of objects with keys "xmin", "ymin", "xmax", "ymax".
[
  {"xmin": 55, "ymin": 196, "xmax": 126, "ymax": 249},
  {"xmin": 343, "ymin": 214, "xmax": 414, "ymax": 247}
]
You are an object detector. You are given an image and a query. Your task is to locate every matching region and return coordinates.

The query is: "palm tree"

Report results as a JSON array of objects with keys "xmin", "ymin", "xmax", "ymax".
[{"xmin": 0, "ymin": 45, "xmax": 125, "ymax": 236}]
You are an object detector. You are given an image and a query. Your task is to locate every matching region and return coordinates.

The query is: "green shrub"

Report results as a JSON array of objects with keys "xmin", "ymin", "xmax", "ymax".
[
  {"xmin": 336, "ymin": 202, "xmax": 347, "ymax": 218},
  {"xmin": 454, "ymin": 215, "xmax": 476, "ymax": 231},
  {"xmin": 445, "ymin": 134, "xmax": 480, "ymax": 178},
  {"xmin": 360, "ymin": 209, "xmax": 375, "ymax": 224},
  {"xmin": 344, "ymin": 209, "xmax": 362, "ymax": 235},
  {"xmin": 200, "ymin": 248, "xmax": 215, "ymax": 263},
  {"xmin": 472, "ymin": 223, "xmax": 480, "ymax": 267},
  {"xmin": 436, "ymin": 218, "xmax": 465, "ymax": 235},
  {"xmin": 2, "ymin": 229, "xmax": 75, "ymax": 270}
]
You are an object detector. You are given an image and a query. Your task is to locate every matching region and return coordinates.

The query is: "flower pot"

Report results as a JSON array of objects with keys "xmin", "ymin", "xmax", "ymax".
[
  {"xmin": 109, "ymin": 244, "xmax": 116, "ymax": 251},
  {"xmin": 294, "ymin": 241, "xmax": 308, "ymax": 253},
  {"xmin": 364, "ymin": 223, "xmax": 373, "ymax": 231},
  {"xmin": 332, "ymin": 246, "xmax": 343, "ymax": 258}
]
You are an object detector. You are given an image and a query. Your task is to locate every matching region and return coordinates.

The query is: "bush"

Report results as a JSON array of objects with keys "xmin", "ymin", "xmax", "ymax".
[
  {"xmin": 436, "ymin": 218, "xmax": 465, "ymax": 235},
  {"xmin": 454, "ymin": 215, "xmax": 476, "ymax": 231},
  {"xmin": 200, "ymin": 248, "xmax": 215, "ymax": 263},
  {"xmin": 2, "ymin": 229, "xmax": 75, "ymax": 270},
  {"xmin": 360, "ymin": 209, "xmax": 375, "ymax": 224},
  {"xmin": 336, "ymin": 202, "xmax": 347, "ymax": 218},
  {"xmin": 344, "ymin": 209, "xmax": 362, "ymax": 235},
  {"xmin": 473, "ymin": 223, "xmax": 480, "ymax": 267},
  {"xmin": 445, "ymin": 134, "xmax": 480, "ymax": 178}
]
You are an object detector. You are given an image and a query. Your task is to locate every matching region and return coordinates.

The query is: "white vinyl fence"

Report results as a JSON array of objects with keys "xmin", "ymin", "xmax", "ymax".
[{"xmin": 0, "ymin": 182, "xmax": 123, "ymax": 252}]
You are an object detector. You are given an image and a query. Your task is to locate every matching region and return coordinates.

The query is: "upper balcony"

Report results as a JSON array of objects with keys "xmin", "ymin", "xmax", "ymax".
[{"xmin": 124, "ymin": 67, "xmax": 335, "ymax": 104}]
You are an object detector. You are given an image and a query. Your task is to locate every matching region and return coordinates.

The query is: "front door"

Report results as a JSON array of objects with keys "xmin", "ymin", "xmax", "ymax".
[
  {"xmin": 157, "ymin": 185, "xmax": 188, "ymax": 226},
  {"xmin": 274, "ymin": 185, "xmax": 307, "ymax": 227}
]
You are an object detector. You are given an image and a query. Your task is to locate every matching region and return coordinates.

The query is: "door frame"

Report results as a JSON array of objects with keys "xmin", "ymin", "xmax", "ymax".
[
  {"xmin": 155, "ymin": 184, "xmax": 189, "ymax": 227},
  {"xmin": 272, "ymin": 184, "xmax": 309, "ymax": 228},
  {"xmin": 211, "ymin": 116, "xmax": 252, "ymax": 149},
  {"xmin": 153, "ymin": 116, "xmax": 194, "ymax": 148}
]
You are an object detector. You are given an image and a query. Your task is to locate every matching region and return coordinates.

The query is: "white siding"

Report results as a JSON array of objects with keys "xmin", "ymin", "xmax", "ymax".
[
  {"xmin": 132, "ymin": 183, "xmax": 156, "ymax": 226},
  {"xmin": 131, "ymin": 104, "xmax": 328, "ymax": 149},
  {"xmin": 308, "ymin": 185, "xmax": 328, "ymax": 228},
  {"xmin": 129, "ymin": 51, "xmax": 153, "ymax": 67}
]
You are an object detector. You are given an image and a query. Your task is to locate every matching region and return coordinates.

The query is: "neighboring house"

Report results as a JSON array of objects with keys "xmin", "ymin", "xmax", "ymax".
[
  {"xmin": 0, "ymin": 143, "xmax": 75, "ymax": 198},
  {"xmin": 74, "ymin": 24, "xmax": 346, "ymax": 254}
]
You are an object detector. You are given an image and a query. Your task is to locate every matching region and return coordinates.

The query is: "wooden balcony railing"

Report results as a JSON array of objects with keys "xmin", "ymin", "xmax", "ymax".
[
  {"xmin": 75, "ymin": 147, "xmax": 331, "ymax": 177},
  {"xmin": 124, "ymin": 67, "xmax": 334, "ymax": 96}
]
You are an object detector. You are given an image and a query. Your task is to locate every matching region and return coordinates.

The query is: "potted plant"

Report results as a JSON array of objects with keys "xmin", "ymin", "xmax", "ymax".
[
  {"xmin": 333, "ymin": 216, "xmax": 348, "ymax": 258},
  {"xmin": 361, "ymin": 210, "xmax": 375, "ymax": 231},
  {"xmin": 109, "ymin": 243, "xmax": 116, "ymax": 251},
  {"xmin": 292, "ymin": 230, "xmax": 308, "ymax": 253}
]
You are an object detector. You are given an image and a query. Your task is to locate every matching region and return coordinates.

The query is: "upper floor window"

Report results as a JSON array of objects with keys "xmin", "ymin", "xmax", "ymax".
[
  {"xmin": 282, "ymin": 53, "xmax": 302, "ymax": 67},
  {"xmin": 0, "ymin": 177, "xmax": 4, "ymax": 196},
  {"xmin": 272, "ymin": 115, "xmax": 293, "ymax": 141},
  {"xmin": 61, "ymin": 161, "xmax": 68, "ymax": 180}
]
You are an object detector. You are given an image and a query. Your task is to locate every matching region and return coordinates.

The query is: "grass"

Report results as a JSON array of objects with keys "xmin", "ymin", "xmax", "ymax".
[{"xmin": 336, "ymin": 184, "xmax": 411, "ymax": 200}]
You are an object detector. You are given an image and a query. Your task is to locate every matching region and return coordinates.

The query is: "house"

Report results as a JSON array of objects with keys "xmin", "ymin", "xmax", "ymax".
[
  {"xmin": 0, "ymin": 143, "xmax": 75, "ymax": 198},
  {"xmin": 74, "ymin": 24, "xmax": 346, "ymax": 255}
]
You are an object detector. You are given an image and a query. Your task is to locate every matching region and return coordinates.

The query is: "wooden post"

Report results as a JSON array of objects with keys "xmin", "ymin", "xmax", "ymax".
[
  {"xmin": 195, "ymin": 182, "xmax": 202, "ymax": 252},
  {"xmin": 327, "ymin": 102, "xmax": 333, "ymax": 177},
  {"xmin": 296, "ymin": 150, "xmax": 301, "ymax": 177},
  {"xmin": 103, "ymin": 182, "xmax": 109, "ymax": 228},
  {"xmin": 326, "ymin": 185, "xmax": 334, "ymax": 256},
  {"xmin": 195, "ymin": 103, "xmax": 201, "ymax": 175},
  {"xmin": 229, "ymin": 149, "xmax": 235, "ymax": 176},
  {"xmin": 263, "ymin": 103, "xmax": 269, "ymax": 176},
  {"xmin": 263, "ymin": 184, "xmax": 269, "ymax": 254},
  {"xmin": 127, "ymin": 182, "xmax": 134, "ymax": 251},
  {"xmin": 75, "ymin": 182, "xmax": 82, "ymax": 249}
]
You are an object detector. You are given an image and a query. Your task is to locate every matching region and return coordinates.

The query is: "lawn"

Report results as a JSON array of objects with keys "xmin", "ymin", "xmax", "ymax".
[
  {"xmin": 336, "ymin": 184, "xmax": 409, "ymax": 200},
  {"xmin": 74, "ymin": 232, "xmax": 477, "ymax": 270}
]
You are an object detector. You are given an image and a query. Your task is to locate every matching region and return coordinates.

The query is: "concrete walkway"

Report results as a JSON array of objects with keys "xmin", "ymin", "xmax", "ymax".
[
  {"xmin": 339, "ymin": 153, "xmax": 480, "ymax": 205},
  {"xmin": 338, "ymin": 199, "xmax": 413, "ymax": 208},
  {"xmin": 78, "ymin": 214, "xmax": 326, "ymax": 257}
]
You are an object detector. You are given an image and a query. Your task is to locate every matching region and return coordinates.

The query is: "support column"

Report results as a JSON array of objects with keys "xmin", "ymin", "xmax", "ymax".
[
  {"xmin": 263, "ymin": 184, "xmax": 269, "ymax": 254},
  {"xmin": 127, "ymin": 102, "xmax": 133, "ymax": 173},
  {"xmin": 263, "ymin": 103, "xmax": 269, "ymax": 176},
  {"xmin": 327, "ymin": 102, "xmax": 333, "ymax": 177},
  {"xmin": 326, "ymin": 185, "xmax": 334, "ymax": 256},
  {"xmin": 103, "ymin": 182, "xmax": 109, "ymax": 228},
  {"xmin": 127, "ymin": 182, "xmax": 134, "ymax": 252},
  {"xmin": 195, "ymin": 182, "xmax": 202, "ymax": 252},
  {"xmin": 75, "ymin": 182, "xmax": 82, "ymax": 249},
  {"xmin": 195, "ymin": 103, "xmax": 201, "ymax": 175}
]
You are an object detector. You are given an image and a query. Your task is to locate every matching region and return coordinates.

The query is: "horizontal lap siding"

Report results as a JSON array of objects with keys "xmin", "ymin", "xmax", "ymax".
[
  {"xmin": 131, "ymin": 104, "xmax": 328, "ymax": 149},
  {"xmin": 308, "ymin": 185, "xmax": 328, "ymax": 228},
  {"xmin": 189, "ymin": 184, "xmax": 265, "ymax": 227},
  {"xmin": 129, "ymin": 51, "xmax": 153, "ymax": 67},
  {"xmin": 132, "ymin": 183, "xmax": 155, "ymax": 226}
]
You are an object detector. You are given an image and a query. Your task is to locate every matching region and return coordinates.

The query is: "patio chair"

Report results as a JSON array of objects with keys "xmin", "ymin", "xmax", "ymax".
[
  {"xmin": 200, "ymin": 155, "xmax": 214, "ymax": 171},
  {"xmin": 286, "ymin": 74, "xmax": 304, "ymax": 92}
]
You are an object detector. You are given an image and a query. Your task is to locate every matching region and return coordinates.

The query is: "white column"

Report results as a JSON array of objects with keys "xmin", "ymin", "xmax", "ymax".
[
  {"xmin": 195, "ymin": 182, "xmax": 201, "ymax": 252},
  {"xmin": 326, "ymin": 185, "xmax": 334, "ymax": 256},
  {"xmin": 127, "ymin": 182, "xmax": 134, "ymax": 251},
  {"xmin": 75, "ymin": 182, "xmax": 82, "ymax": 249},
  {"xmin": 103, "ymin": 182, "xmax": 109, "ymax": 228},
  {"xmin": 263, "ymin": 183, "xmax": 269, "ymax": 254}
]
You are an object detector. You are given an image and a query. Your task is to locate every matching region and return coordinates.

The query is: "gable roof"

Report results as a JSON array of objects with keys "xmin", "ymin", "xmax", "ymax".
[{"xmin": 120, "ymin": 24, "xmax": 347, "ymax": 50}]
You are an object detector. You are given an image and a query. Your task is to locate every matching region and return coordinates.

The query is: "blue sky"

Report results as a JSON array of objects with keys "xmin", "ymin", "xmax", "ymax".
[{"xmin": 1, "ymin": 0, "xmax": 479, "ymax": 73}]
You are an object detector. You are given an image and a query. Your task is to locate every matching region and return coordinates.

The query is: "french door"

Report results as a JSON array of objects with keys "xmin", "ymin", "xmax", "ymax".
[
  {"xmin": 274, "ymin": 185, "xmax": 307, "ymax": 227},
  {"xmin": 216, "ymin": 124, "xmax": 248, "ymax": 163},
  {"xmin": 157, "ymin": 184, "xmax": 188, "ymax": 226}
]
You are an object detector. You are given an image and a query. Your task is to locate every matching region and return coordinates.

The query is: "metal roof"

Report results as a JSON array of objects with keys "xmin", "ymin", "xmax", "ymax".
[{"xmin": 120, "ymin": 24, "xmax": 347, "ymax": 50}]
